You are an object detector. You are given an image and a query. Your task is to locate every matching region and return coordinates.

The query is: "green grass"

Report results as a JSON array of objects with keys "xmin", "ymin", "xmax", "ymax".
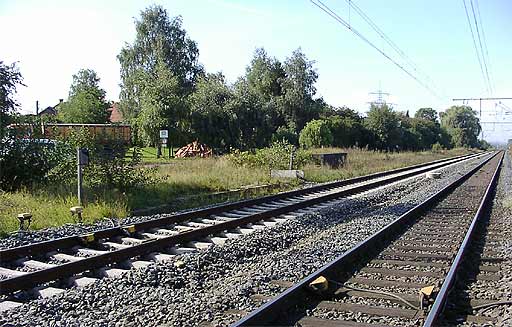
[
  {"xmin": 127, "ymin": 146, "xmax": 176, "ymax": 164},
  {"xmin": 0, "ymin": 189, "xmax": 128, "ymax": 237},
  {"xmin": 303, "ymin": 147, "xmax": 475, "ymax": 183},
  {"xmin": 128, "ymin": 156, "xmax": 279, "ymax": 209},
  {"xmin": 0, "ymin": 147, "xmax": 474, "ymax": 236}
]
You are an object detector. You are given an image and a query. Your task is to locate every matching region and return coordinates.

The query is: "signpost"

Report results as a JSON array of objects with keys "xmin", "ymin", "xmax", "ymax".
[
  {"xmin": 159, "ymin": 130, "xmax": 169, "ymax": 158},
  {"xmin": 159, "ymin": 130, "xmax": 168, "ymax": 139},
  {"xmin": 77, "ymin": 148, "xmax": 89, "ymax": 206}
]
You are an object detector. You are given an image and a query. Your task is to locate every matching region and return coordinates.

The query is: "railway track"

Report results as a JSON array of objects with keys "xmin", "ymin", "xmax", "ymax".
[
  {"xmin": 0, "ymin": 153, "xmax": 487, "ymax": 311},
  {"xmin": 435, "ymin": 159, "xmax": 512, "ymax": 326},
  {"xmin": 231, "ymin": 151, "xmax": 504, "ymax": 327}
]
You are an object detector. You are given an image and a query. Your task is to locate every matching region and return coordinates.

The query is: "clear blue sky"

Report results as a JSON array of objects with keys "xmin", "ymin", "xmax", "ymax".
[{"xmin": 1, "ymin": 0, "xmax": 511, "ymax": 143}]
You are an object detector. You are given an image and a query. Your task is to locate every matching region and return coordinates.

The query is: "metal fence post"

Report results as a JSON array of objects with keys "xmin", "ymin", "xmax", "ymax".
[{"xmin": 77, "ymin": 148, "xmax": 83, "ymax": 206}]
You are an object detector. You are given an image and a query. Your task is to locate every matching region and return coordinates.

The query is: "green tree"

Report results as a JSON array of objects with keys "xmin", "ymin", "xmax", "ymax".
[
  {"xmin": 229, "ymin": 78, "xmax": 276, "ymax": 150},
  {"xmin": 118, "ymin": 5, "xmax": 202, "ymax": 121},
  {"xmin": 299, "ymin": 119, "xmax": 333, "ymax": 149},
  {"xmin": 272, "ymin": 125, "xmax": 298, "ymax": 145},
  {"xmin": 415, "ymin": 107, "xmax": 438, "ymax": 123},
  {"xmin": 0, "ymin": 61, "xmax": 24, "ymax": 138},
  {"xmin": 57, "ymin": 69, "xmax": 110, "ymax": 123},
  {"xmin": 246, "ymin": 48, "xmax": 285, "ymax": 102},
  {"xmin": 440, "ymin": 105, "xmax": 481, "ymax": 148},
  {"xmin": 409, "ymin": 118, "xmax": 439, "ymax": 150},
  {"xmin": 134, "ymin": 61, "xmax": 187, "ymax": 150},
  {"xmin": 279, "ymin": 49, "xmax": 321, "ymax": 132},
  {"xmin": 244, "ymin": 48, "xmax": 286, "ymax": 137},
  {"xmin": 364, "ymin": 104, "xmax": 401, "ymax": 150},
  {"xmin": 395, "ymin": 111, "xmax": 422, "ymax": 151},
  {"xmin": 325, "ymin": 107, "xmax": 366, "ymax": 148},
  {"xmin": 189, "ymin": 73, "xmax": 235, "ymax": 150}
]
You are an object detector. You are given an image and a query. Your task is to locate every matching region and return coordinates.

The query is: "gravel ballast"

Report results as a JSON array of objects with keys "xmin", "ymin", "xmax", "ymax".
[
  {"xmin": 0, "ymin": 154, "xmax": 496, "ymax": 327},
  {"xmin": 445, "ymin": 151, "xmax": 512, "ymax": 326}
]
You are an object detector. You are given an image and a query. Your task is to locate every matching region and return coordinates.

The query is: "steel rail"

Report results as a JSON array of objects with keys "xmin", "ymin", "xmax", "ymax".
[
  {"xmin": 230, "ymin": 151, "xmax": 501, "ymax": 326},
  {"xmin": 0, "ymin": 153, "xmax": 486, "ymax": 295},
  {"xmin": 0, "ymin": 153, "xmax": 480, "ymax": 263},
  {"xmin": 422, "ymin": 151, "xmax": 504, "ymax": 326}
]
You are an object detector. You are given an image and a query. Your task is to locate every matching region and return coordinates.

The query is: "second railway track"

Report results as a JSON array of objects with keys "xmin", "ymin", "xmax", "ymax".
[
  {"xmin": 231, "ymin": 151, "xmax": 504, "ymax": 327},
  {"xmin": 0, "ymin": 152, "xmax": 490, "ymax": 312}
]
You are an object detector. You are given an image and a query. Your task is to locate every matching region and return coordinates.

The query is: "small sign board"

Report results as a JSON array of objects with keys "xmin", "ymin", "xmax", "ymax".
[
  {"xmin": 78, "ymin": 148, "xmax": 89, "ymax": 165},
  {"xmin": 159, "ymin": 130, "xmax": 168, "ymax": 139},
  {"xmin": 161, "ymin": 138, "xmax": 168, "ymax": 144}
]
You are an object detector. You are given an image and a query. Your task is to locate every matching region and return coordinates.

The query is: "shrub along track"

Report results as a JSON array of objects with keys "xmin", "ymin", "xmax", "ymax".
[
  {"xmin": 0, "ymin": 153, "xmax": 484, "ymax": 311},
  {"xmin": 231, "ymin": 151, "xmax": 503, "ymax": 327}
]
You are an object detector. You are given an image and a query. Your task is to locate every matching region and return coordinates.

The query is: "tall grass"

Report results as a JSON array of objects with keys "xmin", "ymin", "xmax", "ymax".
[
  {"xmin": 0, "ymin": 189, "xmax": 127, "ymax": 237},
  {"xmin": 0, "ymin": 148, "xmax": 473, "ymax": 235},
  {"xmin": 303, "ymin": 147, "xmax": 474, "ymax": 182},
  {"xmin": 129, "ymin": 156, "xmax": 275, "ymax": 209}
]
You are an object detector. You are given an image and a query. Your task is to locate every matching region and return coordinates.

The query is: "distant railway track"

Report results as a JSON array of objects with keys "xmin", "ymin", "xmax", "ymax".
[
  {"xmin": 0, "ymin": 152, "xmax": 487, "ymax": 311},
  {"xmin": 231, "ymin": 151, "xmax": 503, "ymax": 327}
]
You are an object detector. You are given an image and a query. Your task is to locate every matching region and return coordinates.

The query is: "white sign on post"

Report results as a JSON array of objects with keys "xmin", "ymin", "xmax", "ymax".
[{"xmin": 159, "ymin": 130, "xmax": 169, "ymax": 138}]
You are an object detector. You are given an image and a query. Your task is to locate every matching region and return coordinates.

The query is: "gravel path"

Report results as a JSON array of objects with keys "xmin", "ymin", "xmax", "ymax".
[{"xmin": 0, "ymin": 154, "xmax": 492, "ymax": 327}]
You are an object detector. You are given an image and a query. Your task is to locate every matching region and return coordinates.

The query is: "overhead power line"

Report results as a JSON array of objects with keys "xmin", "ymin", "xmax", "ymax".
[
  {"xmin": 462, "ymin": 0, "xmax": 493, "ymax": 95},
  {"xmin": 474, "ymin": 0, "xmax": 494, "ymax": 92},
  {"xmin": 309, "ymin": 0, "xmax": 444, "ymax": 100},
  {"xmin": 345, "ymin": 0, "xmax": 444, "ymax": 97},
  {"xmin": 475, "ymin": 0, "xmax": 494, "ymax": 93},
  {"xmin": 470, "ymin": 0, "xmax": 493, "ymax": 94}
]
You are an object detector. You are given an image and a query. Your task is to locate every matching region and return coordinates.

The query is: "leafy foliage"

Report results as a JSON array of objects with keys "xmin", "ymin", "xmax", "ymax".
[
  {"xmin": 228, "ymin": 140, "xmax": 312, "ymax": 170},
  {"xmin": 133, "ymin": 61, "xmax": 187, "ymax": 147},
  {"xmin": 57, "ymin": 69, "xmax": 110, "ymax": 123},
  {"xmin": 272, "ymin": 125, "xmax": 298, "ymax": 145},
  {"xmin": 0, "ymin": 137, "xmax": 70, "ymax": 191},
  {"xmin": 415, "ymin": 107, "xmax": 438, "ymax": 123},
  {"xmin": 324, "ymin": 107, "xmax": 367, "ymax": 148},
  {"xmin": 189, "ymin": 73, "xmax": 235, "ymax": 150},
  {"xmin": 48, "ymin": 128, "xmax": 156, "ymax": 192},
  {"xmin": 364, "ymin": 104, "xmax": 401, "ymax": 150},
  {"xmin": 440, "ymin": 105, "xmax": 481, "ymax": 148},
  {"xmin": 0, "ymin": 61, "xmax": 24, "ymax": 139},
  {"xmin": 278, "ymin": 49, "xmax": 321, "ymax": 132},
  {"xmin": 299, "ymin": 119, "xmax": 333, "ymax": 149},
  {"xmin": 118, "ymin": 5, "xmax": 203, "ymax": 121},
  {"xmin": 246, "ymin": 48, "xmax": 285, "ymax": 102}
]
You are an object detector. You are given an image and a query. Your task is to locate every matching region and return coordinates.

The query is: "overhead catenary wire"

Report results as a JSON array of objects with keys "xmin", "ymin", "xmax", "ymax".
[
  {"xmin": 309, "ymin": 0, "xmax": 444, "ymax": 100},
  {"xmin": 470, "ymin": 0, "xmax": 493, "ymax": 94},
  {"xmin": 462, "ymin": 0, "xmax": 491, "ymax": 95},
  {"xmin": 474, "ymin": 0, "xmax": 494, "ymax": 93},
  {"xmin": 345, "ymin": 0, "xmax": 445, "ymax": 98}
]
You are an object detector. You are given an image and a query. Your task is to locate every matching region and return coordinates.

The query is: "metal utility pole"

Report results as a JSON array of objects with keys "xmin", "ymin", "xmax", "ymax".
[
  {"xmin": 77, "ymin": 148, "xmax": 89, "ymax": 206},
  {"xmin": 452, "ymin": 97, "xmax": 512, "ymax": 140},
  {"xmin": 367, "ymin": 83, "xmax": 396, "ymax": 108},
  {"xmin": 77, "ymin": 148, "xmax": 83, "ymax": 206}
]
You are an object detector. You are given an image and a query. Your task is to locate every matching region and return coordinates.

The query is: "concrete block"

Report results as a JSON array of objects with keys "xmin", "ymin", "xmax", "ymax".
[
  {"xmin": 270, "ymin": 170, "xmax": 305, "ymax": 179},
  {"xmin": 425, "ymin": 172, "xmax": 442, "ymax": 179},
  {"xmin": 73, "ymin": 277, "xmax": 98, "ymax": 288},
  {"xmin": 36, "ymin": 287, "xmax": 65, "ymax": 298},
  {"xmin": 0, "ymin": 267, "xmax": 27, "ymax": 278},
  {"xmin": 146, "ymin": 252, "xmax": 175, "ymax": 263},
  {"xmin": 0, "ymin": 301, "xmax": 23, "ymax": 312}
]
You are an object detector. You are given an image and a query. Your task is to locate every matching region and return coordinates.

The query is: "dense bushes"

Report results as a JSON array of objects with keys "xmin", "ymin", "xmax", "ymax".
[
  {"xmin": 227, "ymin": 140, "xmax": 312, "ymax": 170},
  {"xmin": 0, "ymin": 125, "xmax": 155, "ymax": 192},
  {"xmin": 299, "ymin": 119, "xmax": 333, "ymax": 149},
  {"xmin": 52, "ymin": 128, "xmax": 156, "ymax": 191},
  {"xmin": 0, "ymin": 137, "xmax": 70, "ymax": 191}
]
